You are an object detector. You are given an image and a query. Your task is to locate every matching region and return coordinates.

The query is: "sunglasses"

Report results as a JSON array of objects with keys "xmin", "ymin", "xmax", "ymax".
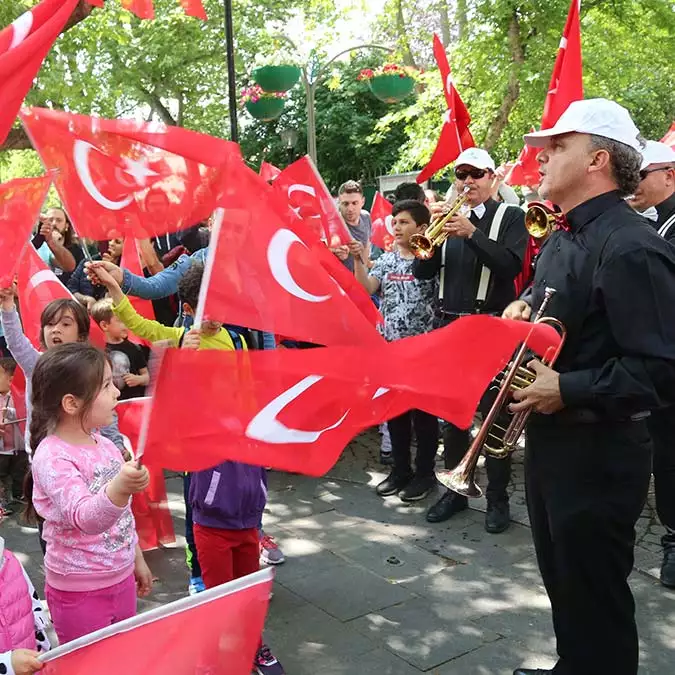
[
  {"xmin": 639, "ymin": 167, "xmax": 671, "ymax": 181},
  {"xmin": 455, "ymin": 167, "xmax": 489, "ymax": 181}
]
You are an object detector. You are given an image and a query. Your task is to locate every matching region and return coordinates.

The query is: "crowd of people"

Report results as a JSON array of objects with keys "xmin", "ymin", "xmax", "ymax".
[{"xmin": 0, "ymin": 96, "xmax": 674, "ymax": 675}]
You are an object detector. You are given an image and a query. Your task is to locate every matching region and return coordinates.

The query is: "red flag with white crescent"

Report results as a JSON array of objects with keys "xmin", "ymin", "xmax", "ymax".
[
  {"xmin": 20, "ymin": 107, "xmax": 241, "ymax": 241},
  {"xmin": 140, "ymin": 316, "xmax": 561, "ymax": 475},
  {"xmin": 369, "ymin": 193, "xmax": 395, "ymax": 252}
]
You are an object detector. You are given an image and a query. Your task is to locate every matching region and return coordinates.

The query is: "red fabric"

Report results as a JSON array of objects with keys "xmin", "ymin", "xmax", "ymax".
[
  {"xmin": 39, "ymin": 570, "xmax": 271, "ymax": 675},
  {"xmin": 119, "ymin": 237, "xmax": 154, "ymax": 348},
  {"xmin": 87, "ymin": 0, "xmax": 206, "ymax": 19},
  {"xmin": 0, "ymin": 174, "xmax": 53, "ymax": 286},
  {"xmin": 272, "ymin": 155, "xmax": 352, "ymax": 246},
  {"xmin": 200, "ymin": 162, "xmax": 383, "ymax": 347},
  {"xmin": 120, "ymin": 0, "xmax": 154, "ymax": 19},
  {"xmin": 141, "ymin": 315, "xmax": 561, "ymax": 475},
  {"xmin": 178, "ymin": 0, "xmax": 208, "ymax": 20},
  {"xmin": 20, "ymin": 107, "xmax": 241, "ymax": 240},
  {"xmin": 16, "ymin": 245, "xmax": 106, "ymax": 349},
  {"xmin": 259, "ymin": 161, "xmax": 281, "ymax": 182},
  {"xmin": 193, "ymin": 525, "xmax": 259, "ymax": 589},
  {"xmin": 9, "ymin": 368, "xmax": 27, "ymax": 438},
  {"xmin": 513, "ymin": 235, "xmax": 540, "ymax": 296},
  {"xmin": 661, "ymin": 122, "xmax": 675, "ymax": 149},
  {"xmin": 505, "ymin": 132, "xmax": 541, "ymax": 187},
  {"xmin": 0, "ymin": 0, "xmax": 78, "ymax": 144},
  {"xmin": 116, "ymin": 398, "xmax": 175, "ymax": 552},
  {"xmin": 370, "ymin": 193, "xmax": 394, "ymax": 252},
  {"xmin": 507, "ymin": 0, "xmax": 582, "ymax": 186},
  {"xmin": 416, "ymin": 34, "xmax": 475, "ymax": 184}
]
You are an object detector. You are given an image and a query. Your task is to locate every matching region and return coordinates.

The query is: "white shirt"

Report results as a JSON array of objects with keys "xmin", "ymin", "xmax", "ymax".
[{"xmin": 472, "ymin": 203, "xmax": 487, "ymax": 219}]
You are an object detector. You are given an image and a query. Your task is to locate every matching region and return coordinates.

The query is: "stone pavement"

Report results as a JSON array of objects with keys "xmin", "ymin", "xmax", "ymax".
[{"xmin": 3, "ymin": 428, "xmax": 674, "ymax": 673}]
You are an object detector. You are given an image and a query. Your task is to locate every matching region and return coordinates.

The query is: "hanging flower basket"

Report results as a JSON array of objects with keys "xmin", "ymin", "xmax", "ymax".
[
  {"xmin": 253, "ymin": 64, "xmax": 301, "ymax": 93},
  {"xmin": 241, "ymin": 85, "xmax": 286, "ymax": 121},
  {"xmin": 358, "ymin": 64, "xmax": 419, "ymax": 104}
]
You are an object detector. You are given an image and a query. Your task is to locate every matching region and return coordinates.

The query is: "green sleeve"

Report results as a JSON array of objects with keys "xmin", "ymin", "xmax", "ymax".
[{"xmin": 112, "ymin": 295, "xmax": 183, "ymax": 345}]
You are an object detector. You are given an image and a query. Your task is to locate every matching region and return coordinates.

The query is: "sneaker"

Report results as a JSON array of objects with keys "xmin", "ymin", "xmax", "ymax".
[
  {"xmin": 260, "ymin": 532, "xmax": 285, "ymax": 565},
  {"xmin": 398, "ymin": 475, "xmax": 436, "ymax": 502},
  {"xmin": 254, "ymin": 644, "xmax": 284, "ymax": 675},
  {"xmin": 376, "ymin": 470, "xmax": 413, "ymax": 497},
  {"xmin": 188, "ymin": 576, "xmax": 206, "ymax": 595}
]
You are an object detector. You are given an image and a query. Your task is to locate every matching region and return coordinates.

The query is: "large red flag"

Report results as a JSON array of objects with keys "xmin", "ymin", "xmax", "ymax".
[
  {"xmin": 16, "ymin": 244, "xmax": 106, "ymax": 349},
  {"xmin": 20, "ymin": 107, "xmax": 240, "ymax": 240},
  {"xmin": 273, "ymin": 156, "xmax": 352, "ymax": 246},
  {"xmin": 86, "ymin": 0, "xmax": 207, "ymax": 20},
  {"xmin": 178, "ymin": 0, "xmax": 208, "ymax": 20},
  {"xmin": 370, "ymin": 192, "xmax": 395, "ymax": 252},
  {"xmin": 116, "ymin": 397, "xmax": 175, "ymax": 552},
  {"xmin": 140, "ymin": 316, "xmax": 560, "ymax": 475},
  {"xmin": 40, "ymin": 568, "xmax": 272, "ymax": 675},
  {"xmin": 119, "ymin": 237, "xmax": 155, "ymax": 347},
  {"xmin": 0, "ymin": 174, "xmax": 53, "ymax": 286},
  {"xmin": 662, "ymin": 122, "xmax": 675, "ymax": 149},
  {"xmin": 260, "ymin": 160, "xmax": 282, "ymax": 182},
  {"xmin": 0, "ymin": 0, "xmax": 79, "ymax": 144},
  {"xmin": 506, "ymin": 0, "xmax": 582, "ymax": 186},
  {"xmin": 198, "ymin": 165, "xmax": 384, "ymax": 347},
  {"xmin": 416, "ymin": 34, "xmax": 474, "ymax": 184}
]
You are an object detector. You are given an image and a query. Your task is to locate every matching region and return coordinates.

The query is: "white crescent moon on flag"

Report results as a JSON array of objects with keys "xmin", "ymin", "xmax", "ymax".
[
  {"xmin": 288, "ymin": 184, "xmax": 316, "ymax": 199},
  {"xmin": 267, "ymin": 229, "xmax": 331, "ymax": 303},
  {"xmin": 373, "ymin": 387, "xmax": 389, "ymax": 399},
  {"xmin": 246, "ymin": 375, "xmax": 349, "ymax": 444},
  {"xmin": 73, "ymin": 140, "xmax": 134, "ymax": 211},
  {"xmin": 445, "ymin": 74, "xmax": 454, "ymax": 96},
  {"xmin": 384, "ymin": 215, "xmax": 394, "ymax": 236},
  {"xmin": 27, "ymin": 269, "xmax": 61, "ymax": 293},
  {"xmin": 10, "ymin": 11, "xmax": 33, "ymax": 50}
]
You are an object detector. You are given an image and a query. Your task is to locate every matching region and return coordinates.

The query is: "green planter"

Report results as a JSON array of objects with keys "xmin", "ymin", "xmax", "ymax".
[
  {"xmin": 368, "ymin": 74, "xmax": 415, "ymax": 104},
  {"xmin": 245, "ymin": 98, "xmax": 285, "ymax": 122},
  {"xmin": 252, "ymin": 65, "xmax": 301, "ymax": 93}
]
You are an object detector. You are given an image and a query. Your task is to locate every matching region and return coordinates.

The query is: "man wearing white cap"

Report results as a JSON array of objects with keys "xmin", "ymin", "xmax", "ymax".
[
  {"xmin": 413, "ymin": 147, "xmax": 528, "ymax": 531},
  {"xmin": 502, "ymin": 98, "xmax": 675, "ymax": 675}
]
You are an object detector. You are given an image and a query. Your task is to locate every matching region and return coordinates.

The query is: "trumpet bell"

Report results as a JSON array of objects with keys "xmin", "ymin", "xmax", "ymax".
[
  {"xmin": 437, "ymin": 469, "xmax": 482, "ymax": 498},
  {"xmin": 525, "ymin": 204, "xmax": 554, "ymax": 239},
  {"xmin": 409, "ymin": 233, "xmax": 434, "ymax": 260}
]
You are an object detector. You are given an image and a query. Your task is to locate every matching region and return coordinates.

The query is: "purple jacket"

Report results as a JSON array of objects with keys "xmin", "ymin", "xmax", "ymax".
[{"xmin": 189, "ymin": 461, "xmax": 267, "ymax": 531}]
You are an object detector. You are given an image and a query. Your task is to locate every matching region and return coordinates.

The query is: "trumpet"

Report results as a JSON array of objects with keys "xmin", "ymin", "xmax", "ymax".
[
  {"xmin": 525, "ymin": 201, "xmax": 566, "ymax": 240},
  {"xmin": 439, "ymin": 287, "xmax": 566, "ymax": 498},
  {"xmin": 409, "ymin": 186, "xmax": 471, "ymax": 260}
]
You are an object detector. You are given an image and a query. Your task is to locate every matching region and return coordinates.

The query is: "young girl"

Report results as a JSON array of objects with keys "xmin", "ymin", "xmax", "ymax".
[{"xmin": 28, "ymin": 343, "xmax": 153, "ymax": 645}]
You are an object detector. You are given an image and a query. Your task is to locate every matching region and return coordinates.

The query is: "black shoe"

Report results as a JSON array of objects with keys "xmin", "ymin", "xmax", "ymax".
[
  {"xmin": 485, "ymin": 500, "xmax": 510, "ymax": 534},
  {"xmin": 426, "ymin": 490, "xmax": 468, "ymax": 523},
  {"xmin": 661, "ymin": 541, "xmax": 675, "ymax": 588},
  {"xmin": 399, "ymin": 475, "xmax": 436, "ymax": 502},
  {"xmin": 513, "ymin": 669, "xmax": 552, "ymax": 675},
  {"xmin": 376, "ymin": 471, "xmax": 413, "ymax": 497},
  {"xmin": 379, "ymin": 451, "xmax": 394, "ymax": 467}
]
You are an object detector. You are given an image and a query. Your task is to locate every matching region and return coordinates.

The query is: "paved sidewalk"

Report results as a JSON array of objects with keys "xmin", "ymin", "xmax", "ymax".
[{"xmin": 3, "ymin": 428, "xmax": 674, "ymax": 673}]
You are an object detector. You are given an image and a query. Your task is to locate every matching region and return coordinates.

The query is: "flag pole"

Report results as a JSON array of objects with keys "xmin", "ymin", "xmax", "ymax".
[{"xmin": 222, "ymin": 0, "xmax": 238, "ymax": 143}]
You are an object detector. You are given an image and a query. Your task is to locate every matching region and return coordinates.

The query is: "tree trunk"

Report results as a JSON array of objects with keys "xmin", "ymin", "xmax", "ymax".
[
  {"xmin": 395, "ymin": 0, "xmax": 417, "ymax": 68},
  {"xmin": 455, "ymin": 0, "xmax": 468, "ymax": 42},
  {"xmin": 439, "ymin": 2, "xmax": 451, "ymax": 47},
  {"xmin": 482, "ymin": 10, "xmax": 526, "ymax": 151}
]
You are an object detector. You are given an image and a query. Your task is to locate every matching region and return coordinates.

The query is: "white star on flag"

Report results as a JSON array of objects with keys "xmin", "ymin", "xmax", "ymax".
[{"xmin": 122, "ymin": 157, "xmax": 159, "ymax": 187}]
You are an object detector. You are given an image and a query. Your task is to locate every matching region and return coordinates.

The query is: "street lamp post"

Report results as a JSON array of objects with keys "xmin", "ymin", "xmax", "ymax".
[{"xmin": 280, "ymin": 128, "xmax": 299, "ymax": 165}]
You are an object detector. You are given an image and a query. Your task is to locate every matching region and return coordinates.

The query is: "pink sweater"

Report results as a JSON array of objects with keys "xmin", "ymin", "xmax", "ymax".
[{"xmin": 32, "ymin": 434, "xmax": 137, "ymax": 592}]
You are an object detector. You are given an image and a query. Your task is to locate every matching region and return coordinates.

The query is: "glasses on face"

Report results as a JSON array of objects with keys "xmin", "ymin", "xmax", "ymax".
[
  {"xmin": 639, "ymin": 167, "xmax": 671, "ymax": 181},
  {"xmin": 455, "ymin": 167, "xmax": 488, "ymax": 181}
]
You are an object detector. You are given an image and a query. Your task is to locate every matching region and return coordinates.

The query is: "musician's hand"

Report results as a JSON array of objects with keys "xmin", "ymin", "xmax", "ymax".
[
  {"xmin": 502, "ymin": 300, "xmax": 532, "ymax": 321},
  {"xmin": 509, "ymin": 360, "xmax": 563, "ymax": 415},
  {"xmin": 429, "ymin": 201, "xmax": 449, "ymax": 218},
  {"xmin": 442, "ymin": 214, "xmax": 476, "ymax": 239}
]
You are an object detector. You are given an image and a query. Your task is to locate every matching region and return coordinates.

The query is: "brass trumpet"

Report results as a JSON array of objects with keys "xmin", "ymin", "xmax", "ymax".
[
  {"xmin": 525, "ymin": 201, "xmax": 566, "ymax": 240},
  {"xmin": 409, "ymin": 186, "xmax": 471, "ymax": 260},
  {"xmin": 439, "ymin": 287, "xmax": 566, "ymax": 498}
]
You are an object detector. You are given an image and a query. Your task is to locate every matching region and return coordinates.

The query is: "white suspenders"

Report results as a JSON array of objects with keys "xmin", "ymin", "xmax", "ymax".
[{"xmin": 658, "ymin": 213, "xmax": 675, "ymax": 240}]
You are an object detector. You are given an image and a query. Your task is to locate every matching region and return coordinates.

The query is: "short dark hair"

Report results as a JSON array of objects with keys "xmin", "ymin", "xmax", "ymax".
[
  {"xmin": 393, "ymin": 182, "xmax": 426, "ymax": 204},
  {"xmin": 0, "ymin": 357, "xmax": 16, "ymax": 376},
  {"xmin": 40, "ymin": 299, "xmax": 90, "ymax": 349},
  {"xmin": 338, "ymin": 180, "xmax": 363, "ymax": 196},
  {"xmin": 392, "ymin": 199, "xmax": 431, "ymax": 226},
  {"xmin": 588, "ymin": 134, "xmax": 643, "ymax": 197},
  {"xmin": 178, "ymin": 262, "xmax": 205, "ymax": 309}
]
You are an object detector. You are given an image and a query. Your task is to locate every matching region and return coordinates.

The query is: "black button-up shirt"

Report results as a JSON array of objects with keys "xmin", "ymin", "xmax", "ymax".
[
  {"xmin": 655, "ymin": 192, "xmax": 675, "ymax": 242},
  {"xmin": 412, "ymin": 198, "xmax": 527, "ymax": 314},
  {"xmin": 531, "ymin": 190, "xmax": 675, "ymax": 417}
]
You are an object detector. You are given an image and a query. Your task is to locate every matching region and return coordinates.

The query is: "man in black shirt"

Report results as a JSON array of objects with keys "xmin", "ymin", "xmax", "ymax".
[
  {"xmin": 504, "ymin": 99, "xmax": 675, "ymax": 675},
  {"xmin": 413, "ymin": 147, "xmax": 527, "ymax": 531}
]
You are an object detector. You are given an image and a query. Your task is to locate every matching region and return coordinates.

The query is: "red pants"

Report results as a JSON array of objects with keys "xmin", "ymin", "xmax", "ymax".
[{"xmin": 193, "ymin": 523, "xmax": 260, "ymax": 588}]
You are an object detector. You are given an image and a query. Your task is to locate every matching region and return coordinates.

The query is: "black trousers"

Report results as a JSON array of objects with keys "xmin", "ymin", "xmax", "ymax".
[
  {"xmin": 647, "ymin": 405, "xmax": 675, "ymax": 541},
  {"xmin": 388, "ymin": 409, "xmax": 439, "ymax": 479},
  {"xmin": 525, "ymin": 419, "xmax": 651, "ymax": 675}
]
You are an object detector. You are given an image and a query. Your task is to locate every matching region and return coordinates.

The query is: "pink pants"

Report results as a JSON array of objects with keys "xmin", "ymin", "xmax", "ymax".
[{"xmin": 45, "ymin": 574, "xmax": 136, "ymax": 645}]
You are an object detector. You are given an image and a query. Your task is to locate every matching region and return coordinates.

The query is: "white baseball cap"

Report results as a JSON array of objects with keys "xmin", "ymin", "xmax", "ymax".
[
  {"xmin": 454, "ymin": 147, "xmax": 496, "ymax": 172},
  {"xmin": 524, "ymin": 98, "xmax": 643, "ymax": 152},
  {"xmin": 640, "ymin": 140, "xmax": 675, "ymax": 170}
]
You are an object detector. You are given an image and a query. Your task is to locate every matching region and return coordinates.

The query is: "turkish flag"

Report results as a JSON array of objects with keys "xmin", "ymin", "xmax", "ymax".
[
  {"xmin": 40, "ymin": 568, "xmax": 272, "ymax": 675},
  {"xmin": 116, "ymin": 397, "xmax": 175, "ymax": 552},
  {"xmin": 370, "ymin": 193, "xmax": 395, "ymax": 252},
  {"xmin": 140, "ymin": 316, "xmax": 561, "ymax": 475},
  {"xmin": 507, "ymin": 0, "xmax": 582, "ymax": 186},
  {"xmin": 273, "ymin": 156, "xmax": 352, "ymax": 247},
  {"xmin": 0, "ymin": 0, "xmax": 79, "ymax": 144},
  {"xmin": 0, "ymin": 173, "xmax": 53, "ymax": 286},
  {"xmin": 178, "ymin": 0, "xmax": 208, "ymax": 20},
  {"xmin": 260, "ymin": 161, "xmax": 281, "ymax": 182},
  {"xmin": 199, "ymin": 163, "xmax": 383, "ymax": 347},
  {"xmin": 416, "ymin": 34, "xmax": 474, "ymax": 184},
  {"xmin": 661, "ymin": 122, "xmax": 675, "ymax": 149},
  {"xmin": 119, "ymin": 237, "xmax": 155, "ymax": 347},
  {"xmin": 16, "ymin": 244, "xmax": 106, "ymax": 349},
  {"xmin": 20, "ymin": 107, "xmax": 241, "ymax": 241}
]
